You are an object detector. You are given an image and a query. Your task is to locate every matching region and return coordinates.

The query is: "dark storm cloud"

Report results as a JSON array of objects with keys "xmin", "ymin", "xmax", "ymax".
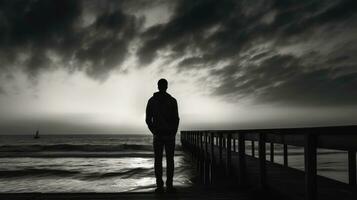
[
  {"xmin": 0, "ymin": 0, "xmax": 141, "ymax": 81},
  {"xmin": 1, "ymin": 0, "xmax": 357, "ymax": 106},
  {"xmin": 138, "ymin": 0, "xmax": 357, "ymax": 64},
  {"xmin": 137, "ymin": 0, "xmax": 236, "ymax": 64},
  {"xmin": 75, "ymin": 9, "xmax": 139, "ymax": 80},
  {"xmin": 25, "ymin": 51, "xmax": 52, "ymax": 80},
  {"xmin": 210, "ymin": 54, "xmax": 357, "ymax": 106},
  {"xmin": 137, "ymin": 0, "xmax": 357, "ymax": 106}
]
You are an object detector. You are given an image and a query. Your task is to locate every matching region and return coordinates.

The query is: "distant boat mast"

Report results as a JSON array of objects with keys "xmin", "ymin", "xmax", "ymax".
[{"xmin": 34, "ymin": 129, "xmax": 40, "ymax": 139}]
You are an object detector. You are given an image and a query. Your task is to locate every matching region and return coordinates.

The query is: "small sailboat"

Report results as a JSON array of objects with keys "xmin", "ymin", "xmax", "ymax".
[{"xmin": 34, "ymin": 129, "xmax": 40, "ymax": 139}]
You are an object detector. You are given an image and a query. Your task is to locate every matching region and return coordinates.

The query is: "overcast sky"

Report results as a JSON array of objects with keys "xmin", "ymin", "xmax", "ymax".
[{"xmin": 0, "ymin": 0, "xmax": 356, "ymax": 134}]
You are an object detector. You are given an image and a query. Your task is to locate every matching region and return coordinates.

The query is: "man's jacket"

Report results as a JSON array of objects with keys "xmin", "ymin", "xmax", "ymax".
[{"xmin": 146, "ymin": 91, "xmax": 179, "ymax": 138}]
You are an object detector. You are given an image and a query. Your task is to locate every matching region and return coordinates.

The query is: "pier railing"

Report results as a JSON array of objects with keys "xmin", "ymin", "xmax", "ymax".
[{"xmin": 181, "ymin": 125, "xmax": 357, "ymax": 200}]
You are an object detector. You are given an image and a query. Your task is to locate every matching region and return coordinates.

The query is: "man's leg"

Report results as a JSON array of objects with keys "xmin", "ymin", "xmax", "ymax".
[
  {"xmin": 165, "ymin": 138, "xmax": 176, "ymax": 188},
  {"xmin": 153, "ymin": 138, "xmax": 164, "ymax": 189}
]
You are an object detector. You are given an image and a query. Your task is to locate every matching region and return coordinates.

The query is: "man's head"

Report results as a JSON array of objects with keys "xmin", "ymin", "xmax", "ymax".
[{"xmin": 158, "ymin": 78, "xmax": 168, "ymax": 92}]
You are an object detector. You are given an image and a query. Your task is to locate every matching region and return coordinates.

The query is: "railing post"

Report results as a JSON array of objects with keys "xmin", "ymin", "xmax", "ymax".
[
  {"xmin": 204, "ymin": 132, "xmax": 210, "ymax": 184},
  {"xmin": 304, "ymin": 133, "xmax": 317, "ymax": 200},
  {"xmin": 200, "ymin": 132, "xmax": 204, "ymax": 150},
  {"xmin": 219, "ymin": 134, "xmax": 223, "ymax": 165},
  {"xmin": 270, "ymin": 142, "xmax": 274, "ymax": 162},
  {"xmin": 251, "ymin": 140, "xmax": 255, "ymax": 157},
  {"xmin": 196, "ymin": 132, "xmax": 200, "ymax": 171},
  {"xmin": 200, "ymin": 132, "xmax": 205, "ymax": 183},
  {"xmin": 204, "ymin": 132, "xmax": 207, "ymax": 157},
  {"xmin": 180, "ymin": 132, "xmax": 183, "ymax": 147},
  {"xmin": 186, "ymin": 132, "xmax": 188, "ymax": 147},
  {"xmin": 238, "ymin": 132, "xmax": 246, "ymax": 186},
  {"xmin": 193, "ymin": 132, "xmax": 196, "ymax": 156},
  {"xmin": 226, "ymin": 133, "xmax": 232, "ymax": 176},
  {"xmin": 283, "ymin": 144, "xmax": 288, "ymax": 167},
  {"xmin": 223, "ymin": 137, "xmax": 226, "ymax": 149},
  {"xmin": 210, "ymin": 132, "xmax": 215, "ymax": 184},
  {"xmin": 192, "ymin": 132, "xmax": 195, "ymax": 151},
  {"xmin": 192, "ymin": 132, "xmax": 194, "ymax": 147},
  {"xmin": 210, "ymin": 133, "xmax": 215, "ymax": 163},
  {"xmin": 233, "ymin": 138, "xmax": 236, "ymax": 152},
  {"xmin": 180, "ymin": 132, "xmax": 183, "ymax": 146},
  {"xmin": 186, "ymin": 132, "xmax": 188, "ymax": 145},
  {"xmin": 190, "ymin": 133, "xmax": 193, "ymax": 155},
  {"xmin": 259, "ymin": 133, "xmax": 267, "ymax": 188},
  {"xmin": 348, "ymin": 151, "xmax": 356, "ymax": 186},
  {"xmin": 193, "ymin": 132, "xmax": 195, "ymax": 150},
  {"xmin": 189, "ymin": 132, "xmax": 191, "ymax": 147},
  {"xmin": 188, "ymin": 132, "xmax": 190, "ymax": 145}
]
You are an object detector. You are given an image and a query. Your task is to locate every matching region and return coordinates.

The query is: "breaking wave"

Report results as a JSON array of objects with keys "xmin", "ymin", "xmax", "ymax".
[{"xmin": 0, "ymin": 144, "xmax": 153, "ymax": 152}]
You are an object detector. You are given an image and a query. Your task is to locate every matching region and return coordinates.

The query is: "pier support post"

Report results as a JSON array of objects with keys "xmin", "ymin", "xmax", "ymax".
[
  {"xmin": 191, "ymin": 133, "xmax": 194, "ymax": 155},
  {"xmin": 283, "ymin": 144, "xmax": 288, "ymax": 167},
  {"xmin": 180, "ymin": 132, "xmax": 183, "ymax": 146},
  {"xmin": 210, "ymin": 132, "xmax": 215, "ymax": 184},
  {"xmin": 219, "ymin": 134, "xmax": 223, "ymax": 165},
  {"xmin": 196, "ymin": 132, "xmax": 200, "ymax": 171},
  {"xmin": 270, "ymin": 142, "xmax": 274, "ymax": 162},
  {"xmin": 205, "ymin": 132, "xmax": 208, "ymax": 154},
  {"xmin": 304, "ymin": 133, "xmax": 317, "ymax": 200},
  {"xmin": 204, "ymin": 132, "xmax": 210, "ymax": 184},
  {"xmin": 193, "ymin": 132, "xmax": 196, "ymax": 158},
  {"xmin": 251, "ymin": 141, "xmax": 255, "ymax": 157},
  {"xmin": 238, "ymin": 133, "xmax": 246, "ymax": 186},
  {"xmin": 259, "ymin": 133, "xmax": 267, "ymax": 188},
  {"xmin": 199, "ymin": 132, "xmax": 205, "ymax": 183},
  {"xmin": 233, "ymin": 138, "xmax": 236, "ymax": 152},
  {"xmin": 348, "ymin": 151, "xmax": 356, "ymax": 186},
  {"xmin": 223, "ymin": 137, "xmax": 226, "ymax": 149},
  {"xmin": 226, "ymin": 133, "xmax": 232, "ymax": 176}
]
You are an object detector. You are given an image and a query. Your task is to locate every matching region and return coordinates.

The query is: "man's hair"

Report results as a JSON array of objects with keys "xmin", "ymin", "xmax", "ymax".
[{"xmin": 158, "ymin": 78, "xmax": 168, "ymax": 91}]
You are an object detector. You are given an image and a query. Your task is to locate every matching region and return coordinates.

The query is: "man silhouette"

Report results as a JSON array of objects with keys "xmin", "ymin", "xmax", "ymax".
[{"xmin": 146, "ymin": 78, "xmax": 179, "ymax": 193}]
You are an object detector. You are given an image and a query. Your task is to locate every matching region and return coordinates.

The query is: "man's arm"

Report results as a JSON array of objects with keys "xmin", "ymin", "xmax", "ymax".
[
  {"xmin": 145, "ymin": 99, "xmax": 156, "ymax": 134},
  {"xmin": 173, "ymin": 99, "xmax": 180, "ymax": 134}
]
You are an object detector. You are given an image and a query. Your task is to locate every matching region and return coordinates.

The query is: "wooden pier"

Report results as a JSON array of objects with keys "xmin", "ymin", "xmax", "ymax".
[{"xmin": 180, "ymin": 125, "xmax": 357, "ymax": 200}]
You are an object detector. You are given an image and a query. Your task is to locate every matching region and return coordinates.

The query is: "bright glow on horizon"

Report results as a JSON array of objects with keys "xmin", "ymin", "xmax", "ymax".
[
  {"xmin": 0, "ymin": 63, "xmax": 253, "ymax": 134},
  {"xmin": 2, "ymin": 64, "xmax": 356, "ymax": 135}
]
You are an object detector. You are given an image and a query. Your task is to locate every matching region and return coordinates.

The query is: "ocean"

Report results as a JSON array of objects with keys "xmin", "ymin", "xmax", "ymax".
[
  {"xmin": 0, "ymin": 134, "xmax": 194, "ymax": 193},
  {"xmin": 0, "ymin": 134, "xmax": 351, "ymax": 192}
]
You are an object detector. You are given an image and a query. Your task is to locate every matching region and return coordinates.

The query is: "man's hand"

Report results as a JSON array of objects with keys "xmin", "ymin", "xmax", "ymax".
[{"xmin": 149, "ymin": 126, "xmax": 157, "ymax": 135}]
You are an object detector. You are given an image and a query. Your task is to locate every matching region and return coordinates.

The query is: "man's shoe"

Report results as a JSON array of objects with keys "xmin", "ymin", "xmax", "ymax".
[
  {"xmin": 154, "ymin": 187, "xmax": 164, "ymax": 193},
  {"xmin": 166, "ymin": 186, "xmax": 177, "ymax": 193}
]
